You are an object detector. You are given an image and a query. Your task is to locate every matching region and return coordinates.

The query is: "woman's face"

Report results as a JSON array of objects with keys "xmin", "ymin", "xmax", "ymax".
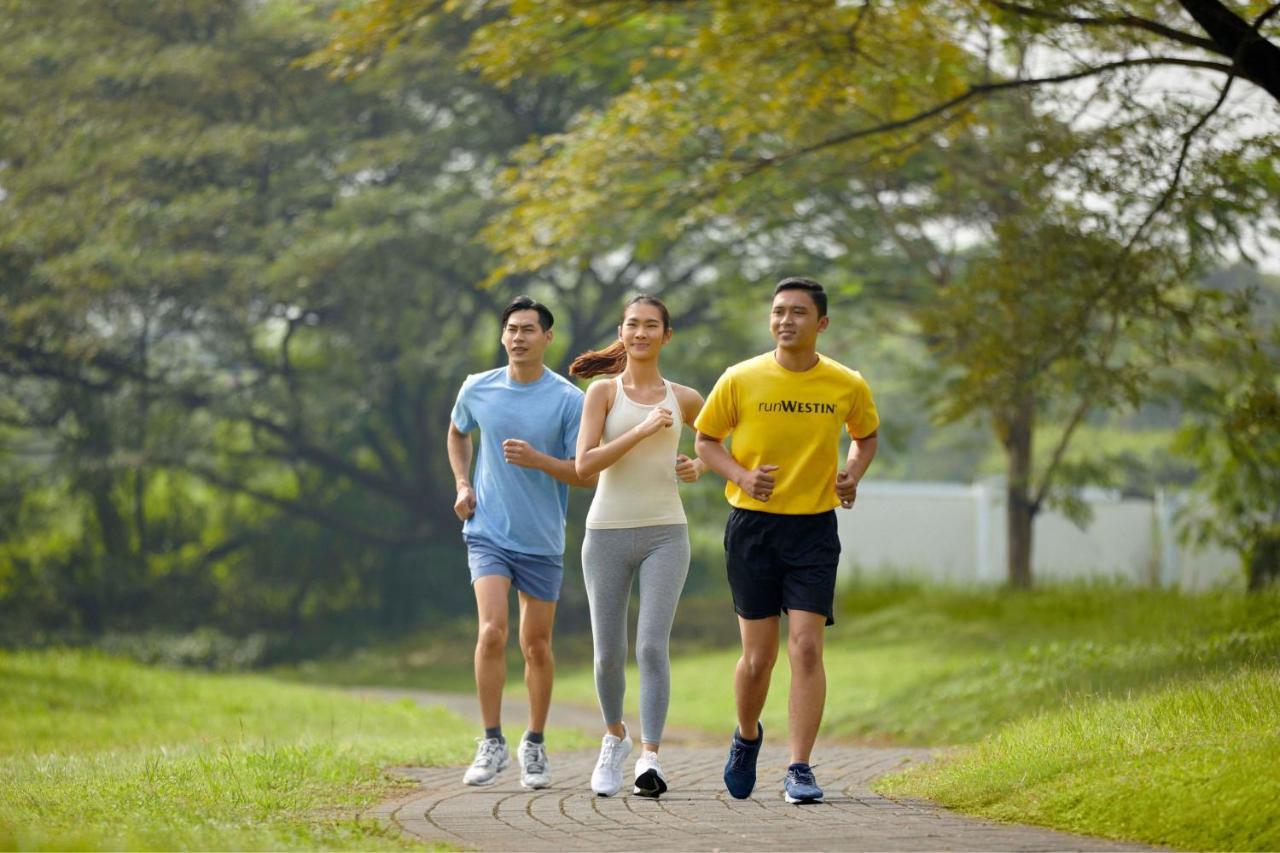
[{"xmin": 618, "ymin": 302, "xmax": 671, "ymax": 360}]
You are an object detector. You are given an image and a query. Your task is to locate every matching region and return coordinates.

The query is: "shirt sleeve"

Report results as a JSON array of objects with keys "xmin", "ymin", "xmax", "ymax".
[
  {"xmin": 560, "ymin": 388, "xmax": 584, "ymax": 459},
  {"xmin": 450, "ymin": 377, "xmax": 477, "ymax": 432},
  {"xmin": 693, "ymin": 370, "xmax": 738, "ymax": 439},
  {"xmin": 846, "ymin": 375, "xmax": 880, "ymax": 440}
]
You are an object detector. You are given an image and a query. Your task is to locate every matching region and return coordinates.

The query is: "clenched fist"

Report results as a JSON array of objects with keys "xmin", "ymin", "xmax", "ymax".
[
  {"xmin": 737, "ymin": 464, "xmax": 779, "ymax": 503},
  {"xmin": 502, "ymin": 438, "xmax": 544, "ymax": 469},
  {"xmin": 454, "ymin": 484, "xmax": 477, "ymax": 521}
]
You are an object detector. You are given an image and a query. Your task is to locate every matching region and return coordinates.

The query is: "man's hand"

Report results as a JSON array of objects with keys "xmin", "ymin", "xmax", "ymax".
[
  {"xmin": 836, "ymin": 470, "xmax": 858, "ymax": 508},
  {"xmin": 502, "ymin": 438, "xmax": 545, "ymax": 469},
  {"xmin": 675, "ymin": 453, "xmax": 700, "ymax": 483},
  {"xmin": 737, "ymin": 464, "xmax": 779, "ymax": 502},
  {"xmin": 454, "ymin": 483, "xmax": 477, "ymax": 521}
]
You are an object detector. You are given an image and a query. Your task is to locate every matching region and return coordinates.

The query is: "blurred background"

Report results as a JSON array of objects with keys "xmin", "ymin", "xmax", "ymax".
[{"xmin": 1, "ymin": 0, "xmax": 1277, "ymax": 675}]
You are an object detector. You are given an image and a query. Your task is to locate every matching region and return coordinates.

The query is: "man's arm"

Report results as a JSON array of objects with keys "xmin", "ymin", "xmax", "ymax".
[
  {"xmin": 695, "ymin": 431, "xmax": 778, "ymax": 503},
  {"xmin": 835, "ymin": 431, "xmax": 878, "ymax": 508},
  {"xmin": 447, "ymin": 422, "xmax": 477, "ymax": 520},
  {"xmin": 503, "ymin": 439, "xmax": 598, "ymax": 488}
]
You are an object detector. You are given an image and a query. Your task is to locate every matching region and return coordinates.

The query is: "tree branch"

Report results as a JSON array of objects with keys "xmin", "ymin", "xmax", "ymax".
[
  {"xmin": 985, "ymin": 1, "xmax": 1218, "ymax": 52},
  {"xmin": 174, "ymin": 461, "xmax": 431, "ymax": 547},
  {"xmin": 1177, "ymin": 0, "xmax": 1280, "ymax": 100},
  {"xmin": 753, "ymin": 56, "xmax": 1235, "ymax": 171}
]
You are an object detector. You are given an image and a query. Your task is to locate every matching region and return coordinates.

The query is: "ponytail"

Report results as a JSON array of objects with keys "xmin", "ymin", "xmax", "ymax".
[{"xmin": 569, "ymin": 341, "xmax": 627, "ymax": 379}]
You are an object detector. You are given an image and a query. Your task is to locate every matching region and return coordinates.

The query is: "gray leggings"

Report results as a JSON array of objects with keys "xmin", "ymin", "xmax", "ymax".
[{"xmin": 581, "ymin": 524, "xmax": 690, "ymax": 745}]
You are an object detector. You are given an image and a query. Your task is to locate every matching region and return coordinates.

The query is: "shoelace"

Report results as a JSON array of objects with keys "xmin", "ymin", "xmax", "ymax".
[
  {"xmin": 596, "ymin": 738, "xmax": 622, "ymax": 768},
  {"xmin": 473, "ymin": 738, "xmax": 503, "ymax": 768},
  {"xmin": 522, "ymin": 744, "xmax": 547, "ymax": 774},
  {"xmin": 789, "ymin": 766, "xmax": 817, "ymax": 786},
  {"xmin": 728, "ymin": 742, "xmax": 752, "ymax": 771}
]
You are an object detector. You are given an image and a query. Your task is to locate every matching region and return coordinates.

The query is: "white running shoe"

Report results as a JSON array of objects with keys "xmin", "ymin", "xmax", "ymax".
[
  {"xmin": 590, "ymin": 724, "xmax": 633, "ymax": 797},
  {"xmin": 462, "ymin": 736, "xmax": 510, "ymax": 786},
  {"xmin": 633, "ymin": 750, "xmax": 668, "ymax": 798},
  {"xmin": 518, "ymin": 737, "xmax": 551, "ymax": 789}
]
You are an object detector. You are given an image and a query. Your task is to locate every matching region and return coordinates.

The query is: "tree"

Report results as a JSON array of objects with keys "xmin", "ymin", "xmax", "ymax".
[
  {"xmin": 324, "ymin": 0, "xmax": 1278, "ymax": 586},
  {"xmin": 1173, "ymin": 270, "xmax": 1280, "ymax": 591},
  {"xmin": 0, "ymin": 0, "xmax": 615, "ymax": 635}
]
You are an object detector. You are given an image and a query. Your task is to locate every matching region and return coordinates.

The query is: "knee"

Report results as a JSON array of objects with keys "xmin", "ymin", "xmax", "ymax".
[
  {"xmin": 789, "ymin": 634, "xmax": 823, "ymax": 673},
  {"xmin": 594, "ymin": 643, "xmax": 625, "ymax": 677},
  {"xmin": 740, "ymin": 650, "xmax": 777, "ymax": 681},
  {"xmin": 522, "ymin": 635, "xmax": 553, "ymax": 668},
  {"xmin": 635, "ymin": 640, "xmax": 668, "ymax": 674},
  {"xmin": 476, "ymin": 621, "xmax": 507, "ymax": 657}
]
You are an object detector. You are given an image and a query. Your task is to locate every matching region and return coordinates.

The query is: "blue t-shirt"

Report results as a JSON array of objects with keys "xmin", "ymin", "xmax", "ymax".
[{"xmin": 450, "ymin": 367, "xmax": 584, "ymax": 556}]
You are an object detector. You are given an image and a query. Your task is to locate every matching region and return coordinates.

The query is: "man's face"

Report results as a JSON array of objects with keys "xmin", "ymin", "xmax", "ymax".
[
  {"xmin": 770, "ymin": 289, "xmax": 828, "ymax": 350},
  {"xmin": 501, "ymin": 309, "xmax": 552, "ymax": 366}
]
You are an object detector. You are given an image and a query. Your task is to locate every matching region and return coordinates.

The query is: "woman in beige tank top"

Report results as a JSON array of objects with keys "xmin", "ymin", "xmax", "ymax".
[{"xmin": 569, "ymin": 296, "xmax": 707, "ymax": 798}]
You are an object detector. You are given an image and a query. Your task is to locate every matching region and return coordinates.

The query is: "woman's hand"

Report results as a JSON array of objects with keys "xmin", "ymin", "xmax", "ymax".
[
  {"xmin": 635, "ymin": 406, "xmax": 674, "ymax": 438},
  {"xmin": 675, "ymin": 454, "xmax": 701, "ymax": 482}
]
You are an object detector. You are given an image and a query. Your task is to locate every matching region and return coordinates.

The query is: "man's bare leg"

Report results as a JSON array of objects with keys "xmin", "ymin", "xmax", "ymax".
[
  {"xmin": 734, "ymin": 615, "xmax": 780, "ymax": 737},
  {"xmin": 517, "ymin": 590, "xmax": 557, "ymax": 733},
  {"xmin": 473, "ymin": 575, "xmax": 511, "ymax": 729},
  {"xmin": 786, "ymin": 610, "xmax": 827, "ymax": 765}
]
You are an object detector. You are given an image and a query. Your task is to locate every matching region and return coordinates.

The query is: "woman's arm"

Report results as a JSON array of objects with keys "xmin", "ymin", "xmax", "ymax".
[{"xmin": 575, "ymin": 379, "xmax": 673, "ymax": 478}]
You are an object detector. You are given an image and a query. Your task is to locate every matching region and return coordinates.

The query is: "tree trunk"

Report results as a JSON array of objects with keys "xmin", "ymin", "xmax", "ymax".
[
  {"xmin": 1002, "ymin": 391, "xmax": 1036, "ymax": 589},
  {"xmin": 1176, "ymin": 0, "xmax": 1280, "ymax": 103},
  {"xmin": 1247, "ymin": 531, "xmax": 1280, "ymax": 592}
]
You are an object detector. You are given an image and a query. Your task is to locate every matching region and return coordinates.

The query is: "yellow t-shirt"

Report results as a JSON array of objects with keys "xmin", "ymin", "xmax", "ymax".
[{"xmin": 694, "ymin": 352, "xmax": 879, "ymax": 515}]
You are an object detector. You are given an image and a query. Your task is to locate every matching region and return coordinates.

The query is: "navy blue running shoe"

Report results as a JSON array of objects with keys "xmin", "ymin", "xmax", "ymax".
[
  {"xmin": 783, "ymin": 762, "xmax": 824, "ymax": 804},
  {"xmin": 723, "ymin": 722, "xmax": 763, "ymax": 799}
]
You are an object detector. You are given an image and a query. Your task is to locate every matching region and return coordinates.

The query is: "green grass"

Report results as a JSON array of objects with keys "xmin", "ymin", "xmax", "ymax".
[
  {"xmin": 1, "ymin": 649, "xmax": 480, "ymax": 851},
  {"xmin": 553, "ymin": 582, "xmax": 1280, "ymax": 746},
  {"xmin": 880, "ymin": 666, "xmax": 1280, "ymax": 851}
]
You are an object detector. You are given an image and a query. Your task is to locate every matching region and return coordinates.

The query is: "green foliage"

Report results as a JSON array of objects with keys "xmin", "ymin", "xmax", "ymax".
[
  {"xmin": 0, "ymin": 0, "xmax": 618, "ymax": 638},
  {"xmin": 1173, "ymin": 279, "xmax": 1280, "ymax": 589}
]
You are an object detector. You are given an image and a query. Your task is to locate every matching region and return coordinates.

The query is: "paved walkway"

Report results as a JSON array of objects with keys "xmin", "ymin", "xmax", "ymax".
[{"xmin": 359, "ymin": 690, "xmax": 1153, "ymax": 852}]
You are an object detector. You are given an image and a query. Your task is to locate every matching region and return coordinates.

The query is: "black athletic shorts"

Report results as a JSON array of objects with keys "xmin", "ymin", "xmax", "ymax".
[{"xmin": 724, "ymin": 507, "xmax": 841, "ymax": 626}]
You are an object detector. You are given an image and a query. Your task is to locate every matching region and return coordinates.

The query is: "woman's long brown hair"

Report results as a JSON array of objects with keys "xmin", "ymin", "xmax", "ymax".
[{"xmin": 569, "ymin": 296, "xmax": 671, "ymax": 379}]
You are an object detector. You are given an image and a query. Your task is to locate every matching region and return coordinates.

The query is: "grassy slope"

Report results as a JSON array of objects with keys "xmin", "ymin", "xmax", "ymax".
[
  {"xmin": 882, "ymin": 667, "xmax": 1280, "ymax": 851},
  {"xmin": 2, "ymin": 650, "xmax": 477, "ymax": 851},
  {"xmin": 552, "ymin": 584, "xmax": 1280, "ymax": 745}
]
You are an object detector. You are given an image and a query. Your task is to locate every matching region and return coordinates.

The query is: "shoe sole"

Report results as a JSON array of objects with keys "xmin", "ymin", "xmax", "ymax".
[
  {"xmin": 633, "ymin": 769, "xmax": 667, "ymax": 798},
  {"xmin": 521, "ymin": 781, "xmax": 550, "ymax": 790},
  {"xmin": 784, "ymin": 793, "xmax": 824, "ymax": 804}
]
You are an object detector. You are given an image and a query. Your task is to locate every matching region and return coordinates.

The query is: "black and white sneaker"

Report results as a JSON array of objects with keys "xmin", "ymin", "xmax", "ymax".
[{"xmin": 633, "ymin": 751, "xmax": 668, "ymax": 798}]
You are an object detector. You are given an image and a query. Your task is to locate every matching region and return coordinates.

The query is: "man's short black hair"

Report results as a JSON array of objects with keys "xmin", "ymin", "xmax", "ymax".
[
  {"xmin": 501, "ymin": 295, "xmax": 554, "ymax": 331},
  {"xmin": 773, "ymin": 277, "xmax": 827, "ymax": 318}
]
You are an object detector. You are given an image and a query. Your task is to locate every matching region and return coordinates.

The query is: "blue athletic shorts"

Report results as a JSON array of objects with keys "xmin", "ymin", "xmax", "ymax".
[{"xmin": 464, "ymin": 535, "xmax": 564, "ymax": 602}]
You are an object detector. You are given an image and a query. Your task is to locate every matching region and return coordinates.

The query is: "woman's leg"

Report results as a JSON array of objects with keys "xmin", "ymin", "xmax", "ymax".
[
  {"xmin": 634, "ymin": 524, "xmax": 691, "ymax": 749},
  {"xmin": 582, "ymin": 528, "xmax": 637, "ymax": 734}
]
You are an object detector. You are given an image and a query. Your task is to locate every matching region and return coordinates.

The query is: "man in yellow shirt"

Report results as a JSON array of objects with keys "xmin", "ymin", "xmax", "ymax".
[{"xmin": 694, "ymin": 277, "xmax": 879, "ymax": 804}]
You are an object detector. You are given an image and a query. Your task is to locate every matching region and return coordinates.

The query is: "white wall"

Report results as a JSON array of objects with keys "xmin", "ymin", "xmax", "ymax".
[{"xmin": 836, "ymin": 479, "xmax": 1241, "ymax": 589}]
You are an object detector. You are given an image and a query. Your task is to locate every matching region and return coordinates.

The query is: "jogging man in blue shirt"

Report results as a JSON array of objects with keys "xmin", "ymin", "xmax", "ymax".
[{"xmin": 447, "ymin": 295, "xmax": 596, "ymax": 789}]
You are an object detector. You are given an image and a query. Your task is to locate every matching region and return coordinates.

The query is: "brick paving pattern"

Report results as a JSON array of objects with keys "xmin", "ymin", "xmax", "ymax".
[{"xmin": 360, "ymin": 691, "xmax": 1154, "ymax": 852}]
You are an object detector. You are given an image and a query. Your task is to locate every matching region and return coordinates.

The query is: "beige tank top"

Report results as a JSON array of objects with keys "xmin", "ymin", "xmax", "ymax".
[{"xmin": 585, "ymin": 376, "xmax": 687, "ymax": 529}]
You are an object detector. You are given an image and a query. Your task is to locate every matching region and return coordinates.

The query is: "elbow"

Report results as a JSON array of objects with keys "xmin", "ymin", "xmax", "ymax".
[{"xmin": 573, "ymin": 456, "xmax": 600, "ymax": 485}]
